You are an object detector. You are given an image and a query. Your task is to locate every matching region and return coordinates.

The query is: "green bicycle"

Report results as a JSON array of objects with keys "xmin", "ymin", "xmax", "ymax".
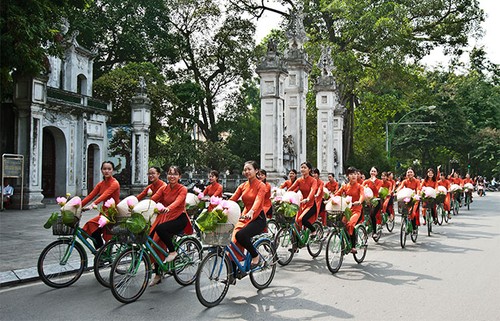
[
  {"xmin": 325, "ymin": 210, "xmax": 368, "ymax": 274},
  {"xmin": 109, "ymin": 231, "xmax": 202, "ymax": 304},
  {"xmin": 274, "ymin": 212, "xmax": 324, "ymax": 266},
  {"xmin": 37, "ymin": 217, "xmax": 126, "ymax": 288},
  {"xmin": 399, "ymin": 201, "xmax": 418, "ymax": 248}
]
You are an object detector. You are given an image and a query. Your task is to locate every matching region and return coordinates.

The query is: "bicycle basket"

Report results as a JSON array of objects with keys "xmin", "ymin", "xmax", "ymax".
[
  {"xmin": 326, "ymin": 210, "xmax": 344, "ymax": 227},
  {"xmin": 275, "ymin": 210, "xmax": 296, "ymax": 225},
  {"xmin": 52, "ymin": 217, "xmax": 75, "ymax": 235},
  {"xmin": 201, "ymin": 223, "xmax": 234, "ymax": 246},
  {"xmin": 421, "ymin": 198, "xmax": 436, "ymax": 208}
]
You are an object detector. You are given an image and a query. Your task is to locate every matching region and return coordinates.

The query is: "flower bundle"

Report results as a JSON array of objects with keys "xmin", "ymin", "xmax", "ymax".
[
  {"xmin": 378, "ymin": 187, "xmax": 390, "ymax": 200},
  {"xmin": 397, "ymin": 187, "xmax": 416, "ymax": 205},
  {"xmin": 463, "ymin": 183, "xmax": 474, "ymax": 193},
  {"xmin": 449, "ymin": 184, "xmax": 462, "ymax": 195},
  {"xmin": 186, "ymin": 192, "xmax": 206, "ymax": 217},
  {"xmin": 325, "ymin": 196, "xmax": 352, "ymax": 223},
  {"xmin": 323, "ymin": 187, "xmax": 331, "ymax": 200},
  {"xmin": 421, "ymin": 186, "xmax": 437, "ymax": 203},
  {"xmin": 116, "ymin": 196, "xmax": 138, "ymax": 219},
  {"xmin": 362, "ymin": 187, "xmax": 380, "ymax": 207},
  {"xmin": 96, "ymin": 198, "xmax": 119, "ymax": 228},
  {"xmin": 44, "ymin": 194, "xmax": 82, "ymax": 228},
  {"xmin": 272, "ymin": 191, "xmax": 300, "ymax": 218},
  {"xmin": 436, "ymin": 186, "xmax": 447, "ymax": 203},
  {"xmin": 195, "ymin": 199, "xmax": 240, "ymax": 232}
]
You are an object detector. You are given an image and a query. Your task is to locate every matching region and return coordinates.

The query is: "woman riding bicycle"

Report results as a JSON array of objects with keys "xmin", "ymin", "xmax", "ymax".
[
  {"xmin": 288, "ymin": 162, "xmax": 319, "ymax": 238},
  {"xmin": 380, "ymin": 171, "xmax": 395, "ymax": 221},
  {"xmin": 201, "ymin": 170, "xmax": 224, "ymax": 211},
  {"xmin": 437, "ymin": 171, "xmax": 452, "ymax": 219},
  {"xmin": 333, "ymin": 166, "xmax": 365, "ymax": 253},
  {"xmin": 420, "ymin": 168, "xmax": 438, "ymax": 225},
  {"xmin": 280, "ymin": 169, "xmax": 298, "ymax": 190},
  {"xmin": 397, "ymin": 168, "xmax": 421, "ymax": 230},
  {"xmin": 229, "ymin": 160, "xmax": 267, "ymax": 269},
  {"xmin": 258, "ymin": 169, "xmax": 273, "ymax": 219},
  {"xmin": 137, "ymin": 166, "xmax": 166, "ymax": 201},
  {"xmin": 312, "ymin": 168, "xmax": 327, "ymax": 226},
  {"xmin": 362, "ymin": 166, "xmax": 383, "ymax": 238},
  {"xmin": 149, "ymin": 166, "xmax": 193, "ymax": 286},
  {"xmin": 82, "ymin": 161, "xmax": 120, "ymax": 250}
]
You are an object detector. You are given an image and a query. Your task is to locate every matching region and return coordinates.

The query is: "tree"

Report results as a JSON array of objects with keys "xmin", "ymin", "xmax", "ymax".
[
  {"xmin": 168, "ymin": 0, "xmax": 258, "ymax": 141},
  {"xmin": 0, "ymin": 0, "xmax": 87, "ymax": 98},
  {"xmin": 228, "ymin": 0, "xmax": 485, "ymax": 167},
  {"xmin": 66, "ymin": 0, "xmax": 179, "ymax": 79}
]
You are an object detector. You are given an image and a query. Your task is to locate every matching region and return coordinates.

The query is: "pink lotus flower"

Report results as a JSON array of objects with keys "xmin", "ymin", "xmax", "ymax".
[
  {"xmin": 210, "ymin": 196, "xmax": 222, "ymax": 206},
  {"xmin": 155, "ymin": 203, "xmax": 166, "ymax": 212},
  {"xmin": 331, "ymin": 196, "xmax": 341, "ymax": 205},
  {"xmin": 56, "ymin": 197, "xmax": 67, "ymax": 206},
  {"xmin": 413, "ymin": 195, "xmax": 421, "ymax": 201},
  {"xmin": 345, "ymin": 196, "xmax": 352, "ymax": 204},
  {"xmin": 273, "ymin": 196, "xmax": 283, "ymax": 202},
  {"xmin": 193, "ymin": 187, "xmax": 202, "ymax": 194},
  {"xmin": 66, "ymin": 197, "xmax": 81, "ymax": 208},
  {"xmin": 127, "ymin": 198, "xmax": 136, "ymax": 208},
  {"xmin": 197, "ymin": 192, "xmax": 205, "ymax": 200},
  {"xmin": 104, "ymin": 198, "xmax": 115, "ymax": 208},
  {"xmin": 147, "ymin": 188, "xmax": 153, "ymax": 197},
  {"xmin": 98, "ymin": 215, "xmax": 109, "ymax": 228},
  {"xmin": 404, "ymin": 197, "xmax": 411, "ymax": 203},
  {"xmin": 288, "ymin": 196, "xmax": 298, "ymax": 205}
]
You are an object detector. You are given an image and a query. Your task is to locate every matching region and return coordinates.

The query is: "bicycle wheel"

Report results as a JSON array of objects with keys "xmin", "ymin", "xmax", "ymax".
[
  {"xmin": 411, "ymin": 225, "xmax": 418, "ymax": 243},
  {"xmin": 94, "ymin": 240, "xmax": 124, "ymax": 288},
  {"xmin": 266, "ymin": 219, "xmax": 279, "ymax": 238},
  {"xmin": 274, "ymin": 227, "xmax": 295, "ymax": 266},
  {"xmin": 466, "ymin": 195, "xmax": 470, "ymax": 210},
  {"xmin": 37, "ymin": 239, "xmax": 86, "ymax": 288},
  {"xmin": 386, "ymin": 214, "xmax": 395, "ymax": 232},
  {"xmin": 400, "ymin": 219, "xmax": 407, "ymax": 248},
  {"xmin": 436, "ymin": 205, "xmax": 444, "ymax": 225},
  {"xmin": 110, "ymin": 247, "xmax": 150, "ymax": 304},
  {"xmin": 250, "ymin": 239, "xmax": 276, "ymax": 289},
  {"xmin": 195, "ymin": 250, "xmax": 230, "ymax": 308},
  {"xmin": 353, "ymin": 225, "xmax": 368, "ymax": 263},
  {"xmin": 307, "ymin": 222, "xmax": 324, "ymax": 257},
  {"xmin": 372, "ymin": 223, "xmax": 382, "ymax": 243},
  {"xmin": 453, "ymin": 200, "xmax": 459, "ymax": 216},
  {"xmin": 325, "ymin": 229, "xmax": 343, "ymax": 274},
  {"xmin": 173, "ymin": 237, "xmax": 203, "ymax": 286},
  {"xmin": 427, "ymin": 211, "xmax": 432, "ymax": 236}
]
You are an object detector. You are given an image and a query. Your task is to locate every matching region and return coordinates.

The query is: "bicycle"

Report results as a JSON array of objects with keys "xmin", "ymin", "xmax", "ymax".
[
  {"xmin": 435, "ymin": 195, "xmax": 448, "ymax": 225},
  {"xmin": 109, "ymin": 230, "xmax": 203, "ymax": 303},
  {"xmin": 274, "ymin": 211, "xmax": 324, "ymax": 266},
  {"xmin": 464, "ymin": 190, "xmax": 472, "ymax": 210},
  {"xmin": 399, "ymin": 201, "xmax": 418, "ymax": 248},
  {"xmin": 450, "ymin": 192, "xmax": 460, "ymax": 216},
  {"xmin": 195, "ymin": 223, "xmax": 277, "ymax": 308},
  {"xmin": 37, "ymin": 217, "xmax": 127, "ymax": 288},
  {"xmin": 421, "ymin": 199, "xmax": 436, "ymax": 237},
  {"xmin": 325, "ymin": 210, "xmax": 368, "ymax": 274}
]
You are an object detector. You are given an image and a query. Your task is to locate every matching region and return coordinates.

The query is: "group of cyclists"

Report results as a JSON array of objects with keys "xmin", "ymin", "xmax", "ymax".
[{"xmin": 64, "ymin": 159, "xmax": 478, "ymax": 303}]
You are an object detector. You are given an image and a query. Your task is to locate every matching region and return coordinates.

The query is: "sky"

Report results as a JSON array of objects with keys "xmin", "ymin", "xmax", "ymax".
[{"xmin": 254, "ymin": 0, "xmax": 500, "ymax": 67}]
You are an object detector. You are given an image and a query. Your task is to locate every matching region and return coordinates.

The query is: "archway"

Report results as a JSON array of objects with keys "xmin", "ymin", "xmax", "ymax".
[
  {"xmin": 42, "ymin": 127, "xmax": 67, "ymax": 198},
  {"xmin": 86, "ymin": 144, "xmax": 101, "ymax": 193}
]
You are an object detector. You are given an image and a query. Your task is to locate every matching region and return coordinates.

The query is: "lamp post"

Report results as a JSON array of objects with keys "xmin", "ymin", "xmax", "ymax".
[{"xmin": 385, "ymin": 105, "xmax": 436, "ymax": 159}]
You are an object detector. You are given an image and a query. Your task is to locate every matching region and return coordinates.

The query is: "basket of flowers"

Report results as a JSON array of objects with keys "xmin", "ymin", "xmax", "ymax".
[
  {"xmin": 43, "ymin": 194, "xmax": 82, "ymax": 235},
  {"xmin": 325, "ymin": 196, "xmax": 352, "ymax": 227},
  {"xmin": 436, "ymin": 186, "xmax": 447, "ymax": 204},
  {"xmin": 449, "ymin": 184, "xmax": 463, "ymax": 197},
  {"xmin": 421, "ymin": 186, "xmax": 437, "ymax": 208},
  {"xmin": 196, "ymin": 200, "xmax": 240, "ymax": 246},
  {"xmin": 272, "ymin": 191, "xmax": 300, "ymax": 225}
]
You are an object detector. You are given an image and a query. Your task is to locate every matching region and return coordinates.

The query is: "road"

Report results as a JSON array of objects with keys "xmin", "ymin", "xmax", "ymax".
[{"xmin": 1, "ymin": 193, "xmax": 499, "ymax": 321}]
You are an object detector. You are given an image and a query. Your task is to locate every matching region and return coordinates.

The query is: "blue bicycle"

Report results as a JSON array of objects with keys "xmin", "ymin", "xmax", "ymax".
[{"xmin": 195, "ymin": 223, "xmax": 277, "ymax": 307}]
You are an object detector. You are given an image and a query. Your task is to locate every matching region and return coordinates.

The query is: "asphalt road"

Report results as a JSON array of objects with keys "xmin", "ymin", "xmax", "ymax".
[{"xmin": 1, "ymin": 193, "xmax": 499, "ymax": 321}]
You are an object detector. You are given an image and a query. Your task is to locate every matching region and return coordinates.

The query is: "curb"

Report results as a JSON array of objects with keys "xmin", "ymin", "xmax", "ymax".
[{"xmin": 0, "ymin": 269, "xmax": 40, "ymax": 287}]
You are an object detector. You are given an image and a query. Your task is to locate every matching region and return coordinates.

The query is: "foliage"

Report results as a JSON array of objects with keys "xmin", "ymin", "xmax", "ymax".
[{"xmin": 0, "ymin": 0, "xmax": 88, "ymax": 98}]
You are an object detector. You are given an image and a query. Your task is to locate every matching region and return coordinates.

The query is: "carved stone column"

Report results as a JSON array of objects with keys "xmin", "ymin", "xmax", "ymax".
[
  {"xmin": 284, "ymin": 9, "xmax": 311, "ymax": 168},
  {"xmin": 315, "ymin": 46, "xmax": 345, "ymax": 179},
  {"xmin": 130, "ymin": 77, "xmax": 151, "ymax": 194},
  {"xmin": 256, "ymin": 41, "xmax": 288, "ymax": 184}
]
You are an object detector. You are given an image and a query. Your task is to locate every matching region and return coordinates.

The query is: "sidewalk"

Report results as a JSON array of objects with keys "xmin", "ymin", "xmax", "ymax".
[{"xmin": 0, "ymin": 204, "xmax": 93, "ymax": 287}]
